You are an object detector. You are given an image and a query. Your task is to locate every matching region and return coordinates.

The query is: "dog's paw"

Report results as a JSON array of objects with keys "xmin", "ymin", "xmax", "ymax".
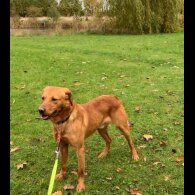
[
  {"xmin": 132, "ymin": 151, "xmax": 139, "ymax": 161},
  {"xmin": 56, "ymin": 171, "xmax": 66, "ymax": 180},
  {"xmin": 98, "ymin": 148, "xmax": 109, "ymax": 158},
  {"xmin": 98, "ymin": 152, "xmax": 108, "ymax": 158},
  {"xmin": 76, "ymin": 183, "xmax": 85, "ymax": 192}
]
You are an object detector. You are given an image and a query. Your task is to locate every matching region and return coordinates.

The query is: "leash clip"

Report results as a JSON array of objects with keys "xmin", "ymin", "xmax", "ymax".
[{"xmin": 55, "ymin": 145, "xmax": 60, "ymax": 159}]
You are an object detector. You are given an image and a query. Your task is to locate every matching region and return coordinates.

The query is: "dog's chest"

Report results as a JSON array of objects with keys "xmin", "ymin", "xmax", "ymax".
[{"xmin": 55, "ymin": 125, "xmax": 81, "ymax": 147}]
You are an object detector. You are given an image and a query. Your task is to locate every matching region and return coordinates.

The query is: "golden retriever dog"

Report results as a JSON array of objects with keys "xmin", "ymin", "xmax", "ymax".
[{"xmin": 38, "ymin": 86, "xmax": 139, "ymax": 192}]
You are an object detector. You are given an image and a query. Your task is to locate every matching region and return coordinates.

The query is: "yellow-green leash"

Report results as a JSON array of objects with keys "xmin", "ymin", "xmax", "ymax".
[{"xmin": 47, "ymin": 145, "xmax": 60, "ymax": 195}]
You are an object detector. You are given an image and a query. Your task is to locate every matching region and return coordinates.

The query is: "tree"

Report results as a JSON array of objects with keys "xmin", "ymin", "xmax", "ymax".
[
  {"xmin": 107, "ymin": 0, "xmax": 144, "ymax": 34},
  {"xmin": 26, "ymin": 6, "xmax": 42, "ymax": 17},
  {"xmin": 47, "ymin": 6, "xmax": 60, "ymax": 21},
  {"xmin": 57, "ymin": 0, "xmax": 83, "ymax": 16},
  {"xmin": 11, "ymin": 0, "xmax": 31, "ymax": 17},
  {"xmin": 106, "ymin": 0, "xmax": 182, "ymax": 34}
]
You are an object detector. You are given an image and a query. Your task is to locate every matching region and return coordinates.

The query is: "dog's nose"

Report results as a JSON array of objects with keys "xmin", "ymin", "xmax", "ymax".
[{"xmin": 38, "ymin": 107, "xmax": 45, "ymax": 114}]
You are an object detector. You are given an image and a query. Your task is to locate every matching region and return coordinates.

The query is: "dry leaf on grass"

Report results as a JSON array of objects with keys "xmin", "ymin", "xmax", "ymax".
[
  {"xmin": 126, "ymin": 188, "xmax": 142, "ymax": 195},
  {"xmin": 134, "ymin": 106, "xmax": 141, "ymax": 112},
  {"xmin": 117, "ymin": 134, "xmax": 125, "ymax": 139},
  {"xmin": 176, "ymin": 156, "xmax": 184, "ymax": 162},
  {"xmin": 101, "ymin": 76, "xmax": 108, "ymax": 81},
  {"xmin": 64, "ymin": 184, "xmax": 75, "ymax": 190},
  {"xmin": 10, "ymin": 141, "xmax": 14, "ymax": 145},
  {"xmin": 143, "ymin": 134, "xmax": 153, "ymax": 141},
  {"xmin": 153, "ymin": 161, "xmax": 161, "ymax": 165},
  {"xmin": 164, "ymin": 175, "xmax": 171, "ymax": 181},
  {"xmin": 115, "ymin": 186, "xmax": 120, "ymax": 190},
  {"xmin": 71, "ymin": 170, "xmax": 78, "ymax": 176},
  {"xmin": 17, "ymin": 162, "xmax": 27, "ymax": 170},
  {"xmin": 160, "ymin": 140, "xmax": 166, "ymax": 145},
  {"xmin": 52, "ymin": 191, "xmax": 62, "ymax": 195},
  {"xmin": 137, "ymin": 145, "xmax": 146, "ymax": 149},
  {"xmin": 172, "ymin": 149, "xmax": 177, "ymax": 153},
  {"xmin": 143, "ymin": 156, "xmax": 147, "ymax": 162},
  {"xmin": 116, "ymin": 167, "xmax": 122, "ymax": 173},
  {"xmin": 11, "ymin": 147, "xmax": 20, "ymax": 153},
  {"xmin": 106, "ymin": 177, "xmax": 112, "ymax": 181}
]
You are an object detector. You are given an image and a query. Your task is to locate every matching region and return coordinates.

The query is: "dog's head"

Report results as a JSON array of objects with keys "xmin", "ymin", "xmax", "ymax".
[{"xmin": 38, "ymin": 86, "xmax": 73, "ymax": 121}]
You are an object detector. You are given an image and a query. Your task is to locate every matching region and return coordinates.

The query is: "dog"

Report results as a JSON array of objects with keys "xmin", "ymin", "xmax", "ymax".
[{"xmin": 38, "ymin": 86, "xmax": 139, "ymax": 192}]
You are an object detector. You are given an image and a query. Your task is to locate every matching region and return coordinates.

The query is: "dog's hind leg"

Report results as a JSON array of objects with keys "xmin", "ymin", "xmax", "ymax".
[
  {"xmin": 98, "ymin": 126, "xmax": 112, "ymax": 158},
  {"xmin": 117, "ymin": 124, "xmax": 139, "ymax": 161},
  {"xmin": 111, "ymin": 106, "xmax": 139, "ymax": 161}
]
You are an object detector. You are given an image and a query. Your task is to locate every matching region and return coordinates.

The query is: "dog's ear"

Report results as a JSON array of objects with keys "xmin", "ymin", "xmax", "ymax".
[{"xmin": 64, "ymin": 89, "xmax": 73, "ymax": 105}]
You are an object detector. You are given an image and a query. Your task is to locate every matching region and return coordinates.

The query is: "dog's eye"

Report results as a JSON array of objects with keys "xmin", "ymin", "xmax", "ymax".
[{"xmin": 51, "ymin": 97, "xmax": 58, "ymax": 102}]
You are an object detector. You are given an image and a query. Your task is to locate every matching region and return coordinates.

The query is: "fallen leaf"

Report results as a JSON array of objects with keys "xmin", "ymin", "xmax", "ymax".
[
  {"xmin": 71, "ymin": 170, "xmax": 78, "ymax": 176},
  {"xmin": 10, "ymin": 147, "xmax": 20, "ymax": 153},
  {"xmin": 101, "ymin": 76, "xmax": 107, "ymax": 81},
  {"xmin": 74, "ymin": 82, "xmax": 82, "ymax": 86},
  {"xmin": 133, "ymin": 179, "xmax": 139, "ymax": 183},
  {"xmin": 143, "ymin": 134, "xmax": 153, "ymax": 141},
  {"xmin": 106, "ymin": 177, "xmax": 112, "ymax": 181},
  {"xmin": 17, "ymin": 162, "xmax": 27, "ymax": 170},
  {"xmin": 63, "ymin": 184, "xmax": 75, "ymax": 190},
  {"xmin": 119, "ymin": 75, "xmax": 126, "ymax": 78},
  {"xmin": 20, "ymin": 85, "xmax": 26, "ymax": 89},
  {"xmin": 164, "ymin": 175, "xmax": 171, "ymax": 181},
  {"xmin": 143, "ymin": 156, "xmax": 147, "ymax": 162},
  {"xmin": 164, "ymin": 128, "xmax": 168, "ymax": 132},
  {"xmin": 82, "ymin": 61, "xmax": 86, "ymax": 64},
  {"xmin": 117, "ymin": 134, "xmax": 125, "ymax": 139},
  {"xmin": 176, "ymin": 156, "xmax": 184, "ymax": 162},
  {"xmin": 137, "ymin": 145, "xmax": 146, "ymax": 149},
  {"xmin": 160, "ymin": 140, "xmax": 166, "ymax": 145},
  {"xmin": 134, "ymin": 106, "xmax": 141, "ymax": 112},
  {"xmin": 52, "ymin": 191, "xmax": 62, "ymax": 195},
  {"xmin": 182, "ymin": 163, "xmax": 184, "ymax": 166},
  {"xmin": 129, "ymin": 188, "xmax": 142, "ymax": 195},
  {"xmin": 10, "ymin": 141, "xmax": 14, "ymax": 145},
  {"xmin": 153, "ymin": 161, "xmax": 161, "ymax": 165},
  {"xmin": 174, "ymin": 121, "xmax": 180, "ymax": 125},
  {"xmin": 166, "ymin": 90, "xmax": 175, "ymax": 96},
  {"xmin": 76, "ymin": 71, "xmax": 83, "ymax": 74},
  {"xmin": 172, "ymin": 149, "xmax": 177, "ymax": 153},
  {"xmin": 116, "ymin": 167, "xmax": 122, "ymax": 173},
  {"xmin": 115, "ymin": 186, "xmax": 120, "ymax": 190}
]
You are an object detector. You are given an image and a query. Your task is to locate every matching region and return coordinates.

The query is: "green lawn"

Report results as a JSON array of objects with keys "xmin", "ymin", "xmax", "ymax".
[{"xmin": 10, "ymin": 32, "xmax": 184, "ymax": 195}]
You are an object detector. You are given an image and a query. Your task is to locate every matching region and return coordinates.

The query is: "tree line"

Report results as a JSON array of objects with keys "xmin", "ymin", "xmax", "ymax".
[{"xmin": 10, "ymin": 0, "xmax": 184, "ymax": 34}]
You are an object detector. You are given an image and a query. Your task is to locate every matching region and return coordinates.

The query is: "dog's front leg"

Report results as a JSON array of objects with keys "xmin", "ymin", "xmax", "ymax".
[
  {"xmin": 56, "ymin": 143, "xmax": 69, "ymax": 180},
  {"xmin": 76, "ymin": 145, "xmax": 85, "ymax": 192}
]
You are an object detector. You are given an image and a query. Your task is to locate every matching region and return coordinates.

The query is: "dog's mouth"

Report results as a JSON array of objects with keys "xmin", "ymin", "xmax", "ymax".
[
  {"xmin": 41, "ymin": 114, "xmax": 50, "ymax": 120},
  {"xmin": 40, "ymin": 108, "xmax": 63, "ymax": 120}
]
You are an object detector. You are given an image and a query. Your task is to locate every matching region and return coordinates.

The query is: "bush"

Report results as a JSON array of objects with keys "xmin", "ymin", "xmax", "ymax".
[
  {"xmin": 26, "ymin": 6, "xmax": 43, "ymax": 17},
  {"xmin": 47, "ymin": 6, "xmax": 60, "ymax": 21}
]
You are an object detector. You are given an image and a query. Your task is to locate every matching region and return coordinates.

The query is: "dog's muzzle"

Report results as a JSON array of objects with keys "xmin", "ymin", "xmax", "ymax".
[{"xmin": 38, "ymin": 107, "xmax": 50, "ymax": 120}]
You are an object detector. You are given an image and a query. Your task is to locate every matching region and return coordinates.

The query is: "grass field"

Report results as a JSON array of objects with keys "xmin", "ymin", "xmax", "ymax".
[{"xmin": 10, "ymin": 32, "xmax": 184, "ymax": 195}]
